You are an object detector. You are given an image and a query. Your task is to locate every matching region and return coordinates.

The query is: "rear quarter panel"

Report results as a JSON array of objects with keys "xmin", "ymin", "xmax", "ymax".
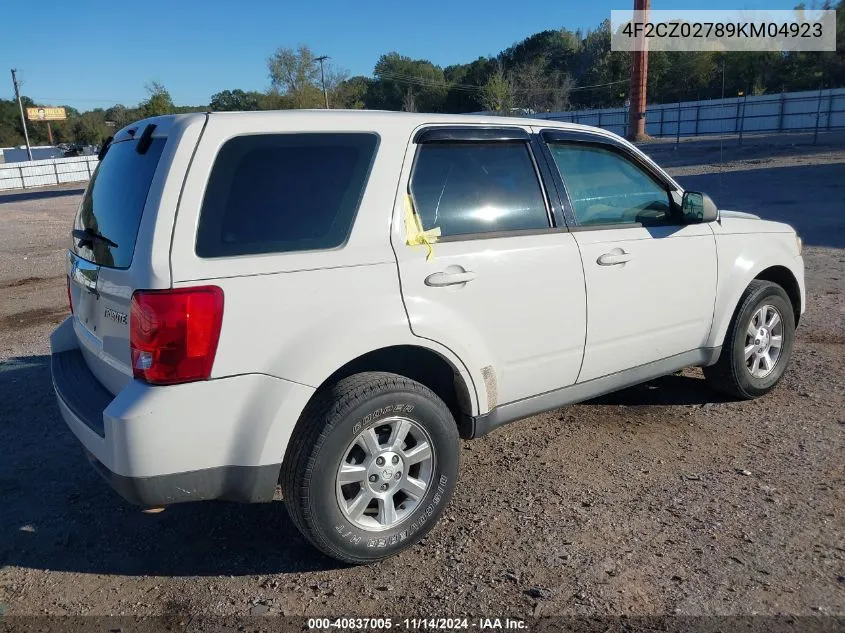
[{"xmin": 169, "ymin": 113, "xmax": 484, "ymax": 415}]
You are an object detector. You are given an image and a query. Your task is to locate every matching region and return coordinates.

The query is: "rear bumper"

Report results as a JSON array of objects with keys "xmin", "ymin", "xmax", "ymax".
[
  {"xmin": 83, "ymin": 451, "xmax": 280, "ymax": 505},
  {"xmin": 50, "ymin": 317, "xmax": 315, "ymax": 506}
]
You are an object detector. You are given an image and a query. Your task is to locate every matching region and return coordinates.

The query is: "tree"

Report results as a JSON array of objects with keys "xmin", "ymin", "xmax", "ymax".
[
  {"xmin": 480, "ymin": 68, "xmax": 513, "ymax": 113},
  {"xmin": 258, "ymin": 89, "xmax": 297, "ymax": 110},
  {"xmin": 368, "ymin": 53, "xmax": 448, "ymax": 112},
  {"xmin": 0, "ymin": 98, "xmax": 26, "ymax": 146},
  {"xmin": 141, "ymin": 82, "xmax": 174, "ymax": 117},
  {"xmin": 267, "ymin": 45, "xmax": 346, "ymax": 108},
  {"xmin": 70, "ymin": 111, "xmax": 110, "ymax": 145},
  {"xmin": 104, "ymin": 104, "xmax": 134, "ymax": 128},
  {"xmin": 510, "ymin": 58, "xmax": 574, "ymax": 113},
  {"xmin": 210, "ymin": 89, "xmax": 263, "ymax": 111},
  {"xmin": 443, "ymin": 57, "xmax": 497, "ymax": 113},
  {"xmin": 268, "ymin": 45, "xmax": 320, "ymax": 93},
  {"xmin": 402, "ymin": 88, "xmax": 417, "ymax": 112},
  {"xmin": 334, "ymin": 76, "xmax": 371, "ymax": 109},
  {"xmin": 572, "ymin": 20, "xmax": 629, "ymax": 108},
  {"xmin": 501, "ymin": 29, "xmax": 581, "ymax": 73}
]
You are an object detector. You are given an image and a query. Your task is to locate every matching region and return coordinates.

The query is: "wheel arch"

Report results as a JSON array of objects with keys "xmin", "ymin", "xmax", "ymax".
[
  {"xmin": 754, "ymin": 265, "xmax": 802, "ymax": 326},
  {"xmin": 300, "ymin": 344, "xmax": 478, "ymax": 438},
  {"xmin": 709, "ymin": 255, "xmax": 804, "ymax": 350}
]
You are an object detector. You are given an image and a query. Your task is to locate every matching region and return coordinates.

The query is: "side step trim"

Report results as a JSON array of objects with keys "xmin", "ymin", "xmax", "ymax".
[{"xmin": 463, "ymin": 346, "xmax": 721, "ymax": 438}]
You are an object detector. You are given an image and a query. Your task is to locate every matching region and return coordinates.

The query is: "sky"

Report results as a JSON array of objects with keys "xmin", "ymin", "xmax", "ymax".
[{"xmin": 3, "ymin": 0, "xmax": 802, "ymax": 111}]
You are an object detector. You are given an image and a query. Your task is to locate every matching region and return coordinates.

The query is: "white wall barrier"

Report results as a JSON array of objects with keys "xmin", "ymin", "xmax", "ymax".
[
  {"xmin": 534, "ymin": 87, "xmax": 845, "ymax": 139},
  {"xmin": 0, "ymin": 155, "xmax": 98, "ymax": 191}
]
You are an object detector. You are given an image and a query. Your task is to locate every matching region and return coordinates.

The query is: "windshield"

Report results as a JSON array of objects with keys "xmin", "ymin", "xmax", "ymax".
[{"xmin": 71, "ymin": 137, "xmax": 166, "ymax": 269}]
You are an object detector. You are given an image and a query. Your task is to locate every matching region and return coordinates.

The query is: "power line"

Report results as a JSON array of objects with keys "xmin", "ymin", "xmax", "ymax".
[
  {"xmin": 376, "ymin": 69, "xmax": 628, "ymax": 94},
  {"xmin": 570, "ymin": 79, "xmax": 628, "ymax": 92},
  {"xmin": 377, "ymin": 70, "xmax": 475, "ymax": 92}
]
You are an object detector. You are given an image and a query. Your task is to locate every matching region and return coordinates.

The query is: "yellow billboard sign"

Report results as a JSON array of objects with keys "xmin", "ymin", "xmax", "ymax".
[{"xmin": 26, "ymin": 107, "xmax": 67, "ymax": 121}]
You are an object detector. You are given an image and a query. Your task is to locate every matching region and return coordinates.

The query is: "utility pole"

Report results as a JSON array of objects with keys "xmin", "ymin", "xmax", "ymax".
[
  {"xmin": 627, "ymin": 0, "xmax": 650, "ymax": 141},
  {"xmin": 316, "ymin": 55, "xmax": 330, "ymax": 109},
  {"xmin": 10, "ymin": 69, "xmax": 33, "ymax": 161}
]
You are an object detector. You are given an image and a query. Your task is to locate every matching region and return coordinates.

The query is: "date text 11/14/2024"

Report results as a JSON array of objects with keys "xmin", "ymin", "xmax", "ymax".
[{"xmin": 307, "ymin": 617, "xmax": 528, "ymax": 630}]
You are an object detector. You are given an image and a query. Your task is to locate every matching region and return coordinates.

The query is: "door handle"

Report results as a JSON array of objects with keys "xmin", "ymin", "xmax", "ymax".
[
  {"xmin": 425, "ymin": 270, "xmax": 476, "ymax": 287},
  {"xmin": 597, "ymin": 252, "xmax": 632, "ymax": 266}
]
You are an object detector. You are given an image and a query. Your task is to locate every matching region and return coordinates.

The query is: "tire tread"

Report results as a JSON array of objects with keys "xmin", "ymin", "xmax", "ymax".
[
  {"xmin": 704, "ymin": 280, "xmax": 793, "ymax": 399},
  {"xmin": 281, "ymin": 371, "xmax": 453, "ymax": 564}
]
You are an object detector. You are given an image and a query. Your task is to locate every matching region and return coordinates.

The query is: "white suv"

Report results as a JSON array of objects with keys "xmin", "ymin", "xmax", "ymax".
[{"xmin": 51, "ymin": 111, "xmax": 805, "ymax": 563}]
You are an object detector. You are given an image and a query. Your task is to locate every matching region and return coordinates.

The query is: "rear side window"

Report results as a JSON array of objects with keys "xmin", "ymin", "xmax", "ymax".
[
  {"xmin": 409, "ymin": 142, "xmax": 549, "ymax": 238},
  {"xmin": 195, "ymin": 133, "xmax": 378, "ymax": 258},
  {"xmin": 72, "ymin": 137, "xmax": 166, "ymax": 269}
]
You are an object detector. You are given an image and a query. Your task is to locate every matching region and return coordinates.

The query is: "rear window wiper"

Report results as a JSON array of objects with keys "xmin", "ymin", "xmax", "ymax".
[
  {"xmin": 72, "ymin": 228, "xmax": 119, "ymax": 249},
  {"xmin": 97, "ymin": 136, "xmax": 113, "ymax": 161}
]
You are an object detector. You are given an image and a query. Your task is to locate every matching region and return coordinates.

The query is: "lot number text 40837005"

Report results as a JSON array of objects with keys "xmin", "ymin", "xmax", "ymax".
[{"xmin": 307, "ymin": 617, "xmax": 528, "ymax": 630}]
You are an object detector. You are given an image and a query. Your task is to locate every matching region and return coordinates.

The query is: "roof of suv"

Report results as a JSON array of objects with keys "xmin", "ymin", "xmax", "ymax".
[
  {"xmin": 120, "ymin": 110, "xmax": 612, "ymax": 141},
  {"xmin": 209, "ymin": 109, "xmax": 599, "ymax": 131}
]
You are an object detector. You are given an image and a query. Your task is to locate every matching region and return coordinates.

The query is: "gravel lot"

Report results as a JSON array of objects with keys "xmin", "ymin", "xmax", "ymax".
[{"xmin": 0, "ymin": 134, "xmax": 842, "ymax": 624}]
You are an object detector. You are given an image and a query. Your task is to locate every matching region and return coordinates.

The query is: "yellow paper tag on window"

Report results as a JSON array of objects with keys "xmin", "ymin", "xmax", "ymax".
[{"xmin": 404, "ymin": 194, "xmax": 440, "ymax": 261}]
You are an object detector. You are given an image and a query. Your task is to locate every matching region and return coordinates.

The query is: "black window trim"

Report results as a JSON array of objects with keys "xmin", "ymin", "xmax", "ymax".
[
  {"xmin": 540, "ymin": 128, "xmax": 678, "ymax": 190},
  {"xmin": 539, "ymin": 128, "xmax": 685, "ymax": 231},
  {"xmin": 194, "ymin": 131, "xmax": 381, "ymax": 259},
  {"xmin": 530, "ymin": 134, "xmax": 575, "ymax": 228},
  {"xmin": 437, "ymin": 226, "xmax": 570, "ymax": 243},
  {"xmin": 413, "ymin": 126, "xmax": 530, "ymax": 144},
  {"xmin": 407, "ymin": 128, "xmax": 558, "ymax": 242}
]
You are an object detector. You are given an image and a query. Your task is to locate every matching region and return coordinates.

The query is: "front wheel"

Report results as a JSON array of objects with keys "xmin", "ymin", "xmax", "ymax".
[
  {"xmin": 282, "ymin": 372, "xmax": 459, "ymax": 563},
  {"xmin": 704, "ymin": 280, "xmax": 796, "ymax": 399}
]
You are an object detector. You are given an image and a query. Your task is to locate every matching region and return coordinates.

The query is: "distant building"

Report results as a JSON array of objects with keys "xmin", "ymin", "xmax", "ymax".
[
  {"xmin": 0, "ymin": 144, "xmax": 97, "ymax": 164},
  {"xmin": 0, "ymin": 146, "xmax": 65, "ymax": 164}
]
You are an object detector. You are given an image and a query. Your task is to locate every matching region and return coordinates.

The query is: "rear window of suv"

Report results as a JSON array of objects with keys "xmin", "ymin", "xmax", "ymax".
[
  {"xmin": 72, "ymin": 137, "xmax": 166, "ymax": 269},
  {"xmin": 195, "ymin": 133, "xmax": 378, "ymax": 258}
]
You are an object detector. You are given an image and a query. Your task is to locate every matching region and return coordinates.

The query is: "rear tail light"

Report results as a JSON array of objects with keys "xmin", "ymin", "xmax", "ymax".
[
  {"xmin": 130, "ymin": 286, "xmax": 224, "ymax": 385},
  {"xmin": 67, "ymin": 275, "xmax": 73, "ymax": 314}
]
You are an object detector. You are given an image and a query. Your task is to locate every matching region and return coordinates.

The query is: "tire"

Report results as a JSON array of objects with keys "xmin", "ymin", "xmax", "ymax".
[
  {"xmin": 704, "ymin": 280, "xmax": 795, "ymax": 399},
  {"xmin": 282, "ymin": 371, "xmax": 460, "ymax": 564}
]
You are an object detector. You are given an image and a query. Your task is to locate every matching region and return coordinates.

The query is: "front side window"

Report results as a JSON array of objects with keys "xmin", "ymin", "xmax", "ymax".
[
  {"xmin": 409, "ymin": 142, "xmax": 549, "ymax": 237},
  {"xmin": 547, "ymin": 142, "xmax": 672, "ymax": 227},
  {"xmin": 196, "ymin": 133, "xmax": 378, "ymax": 258}
]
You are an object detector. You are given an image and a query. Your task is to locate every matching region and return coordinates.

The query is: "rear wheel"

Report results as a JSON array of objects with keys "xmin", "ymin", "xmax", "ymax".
[
  {"xmin": 282, "ymin": 372, "xmax": 459, "ymax": 563},
  {"xmin": 704, "ymin": 280, "xmax": 795, "ymax": 399}
]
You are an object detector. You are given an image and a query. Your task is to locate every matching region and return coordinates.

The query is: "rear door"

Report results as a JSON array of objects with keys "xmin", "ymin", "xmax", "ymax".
[
  {"xmin": 393, "ymin": 126, "xmax": 587, "ymax": 408},
  {"xmin": 68, "ymin": 125, "xmax": 170, "ymax": 395}
]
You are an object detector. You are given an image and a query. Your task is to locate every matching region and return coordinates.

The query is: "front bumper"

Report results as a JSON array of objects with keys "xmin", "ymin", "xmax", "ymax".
[{"xmin": 50, "ymin": 317, "xmax": 315, "ymax": 506}]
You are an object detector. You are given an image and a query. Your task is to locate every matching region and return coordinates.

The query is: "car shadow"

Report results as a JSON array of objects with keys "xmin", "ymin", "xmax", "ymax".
[
  {"xmin": 0, "ymin": 355, "xmax": 343, "ymax": 576},
  {"xmin": 0, "ymin": 187, "xmax": 86, "ymax": 204},
  {"xmin": 587, "ymin": 373, "xmax": 734, "ymax": 407}
]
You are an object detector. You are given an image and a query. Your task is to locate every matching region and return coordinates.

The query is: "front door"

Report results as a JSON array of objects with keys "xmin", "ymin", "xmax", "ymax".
[{"xmin": 541, "ymin": 134, "xmax": 718, "ymax": 382}]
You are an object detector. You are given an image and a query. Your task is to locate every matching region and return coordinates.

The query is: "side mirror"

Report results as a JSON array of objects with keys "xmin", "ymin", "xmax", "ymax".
[{"xmin": 681, "ymin": 191, "xmax": 718, "ymax": 223}]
